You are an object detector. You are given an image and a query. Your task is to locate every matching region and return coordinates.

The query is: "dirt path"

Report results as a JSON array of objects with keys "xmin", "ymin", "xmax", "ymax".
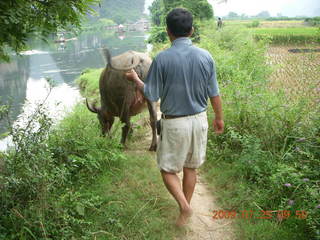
[
  {"xmin": 176, "ymin": 173, "xmax": 235, "ymax": 240},
  {"xmin": 129, "ymin": 110, "xmax": 236, "ymax": 240}
]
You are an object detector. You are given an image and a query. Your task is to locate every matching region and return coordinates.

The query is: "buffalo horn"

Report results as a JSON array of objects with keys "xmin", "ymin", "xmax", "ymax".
[{"xmin": 86, "ymin": 99, "xmax": 100, "ymax": 113}]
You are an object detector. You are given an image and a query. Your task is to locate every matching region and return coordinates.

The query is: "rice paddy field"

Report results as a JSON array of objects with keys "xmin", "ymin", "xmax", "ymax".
[
  {"xmin": 267, "ymin": 45, "xmax": 320, "ymax": 104},
  {"xmin": 253, "ymin": 27, "xmax": 320, "ymax": 44},
  {"xmin": 223, "ymin": 20, "xmax": 320, "ymax": 44},
  {"xmin": 224, "ymin": 20, "xmax": 306, "ymax": 28}
]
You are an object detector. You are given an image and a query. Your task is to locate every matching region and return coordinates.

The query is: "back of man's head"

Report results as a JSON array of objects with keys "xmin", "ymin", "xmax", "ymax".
[{"xmin": 166, "ymin": 8, "xmax": 193, "ymax": 37}]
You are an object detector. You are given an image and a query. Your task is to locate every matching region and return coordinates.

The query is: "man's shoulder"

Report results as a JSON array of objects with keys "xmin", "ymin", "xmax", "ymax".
[
  {"xmin": 153, "ymin": 48, "xmax": 176, "ymax": 66},
  {"xmin": 155, "ymin": 48, "xmax": 173, "ymax": 59},
  {"xmin": 191, "ymin": 45, "xmax": 213, "ymax": 60}
]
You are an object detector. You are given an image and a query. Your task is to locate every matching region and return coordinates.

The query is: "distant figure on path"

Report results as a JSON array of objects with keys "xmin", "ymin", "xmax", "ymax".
[
  {"xmin": 126, "ymin": 8, "xmax": 224, "ymax": 227},
  {"xmin": 217, "ymin": 17, "xmax": 223, "ymax": 29}
]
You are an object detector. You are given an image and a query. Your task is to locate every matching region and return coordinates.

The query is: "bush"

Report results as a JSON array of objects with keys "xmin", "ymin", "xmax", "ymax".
[
  {"xmin": 0, "ymin": 100, "xmax": 124, "ymax": 239},
  {"xmin": 305, "ymin": 17, "xmax": 320, "ymax": 26},
  {"xmin": 247, "ymin": 20, "xmax": 260, "ymax": 28},
  {"xmin": 147, "ymin": 27, "xmax": 168, "ymax": 44}
]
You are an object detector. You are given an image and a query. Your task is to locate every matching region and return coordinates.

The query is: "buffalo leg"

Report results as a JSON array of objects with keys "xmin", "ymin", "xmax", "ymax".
[
  {"xmin": 147, "ymin": 100, "xmax": 157, "ymax": 151},
  {"xmin": 106, "ymin": 115, "xmax": 115, "ymax": 134},
  {"xmin": 120, "ymin": 114, "xmax": 131, "ymax": 146}
]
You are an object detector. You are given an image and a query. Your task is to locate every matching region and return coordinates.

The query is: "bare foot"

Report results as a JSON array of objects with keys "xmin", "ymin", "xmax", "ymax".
[{"xmin": 176, "ymin": 207, "xmax": 193, "ymax": 227}]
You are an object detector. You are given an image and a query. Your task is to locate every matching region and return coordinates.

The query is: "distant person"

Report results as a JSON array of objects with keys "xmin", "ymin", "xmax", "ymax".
[
  {"xmin": 126, "ymin": 8, "xmax": 224, "ymax": 227},
  {"xmin": 217, "ymin": 17, "xmax": 223, "ymax": 29}
]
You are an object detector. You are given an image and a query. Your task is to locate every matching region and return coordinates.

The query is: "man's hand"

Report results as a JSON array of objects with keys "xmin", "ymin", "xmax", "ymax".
[
  {"xmin": 125, "ymin": 69, "xmax": 145, "ymax": 93},
  {"xmin": 213, "ymin": 119, "xmax": 224, "ymax": 135},
  {"xmin": 125, "ymin": 69, "xmax": 139, "ymax": 82}
]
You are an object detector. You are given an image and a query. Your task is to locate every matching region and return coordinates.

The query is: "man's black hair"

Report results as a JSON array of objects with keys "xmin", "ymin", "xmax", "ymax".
[{"xmin": 166, "ymin": 8, "xmax": 193, "ymax": 37}]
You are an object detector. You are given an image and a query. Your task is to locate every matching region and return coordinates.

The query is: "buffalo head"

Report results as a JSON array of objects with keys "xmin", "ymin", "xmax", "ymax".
[{"xmin": 86, "ymin": 99, "xmax": 114, "ymax": 136}]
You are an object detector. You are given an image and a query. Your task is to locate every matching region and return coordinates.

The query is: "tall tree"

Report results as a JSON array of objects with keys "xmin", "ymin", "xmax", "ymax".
[
  {"xmin": 0, "ymin": 0, "xmax": 97, "ymax": 62},
  {"xmin": 227, "ymin": 11, "xmax": 239, "ymax": 19},
  {"xmin": 163, "ymin": 0, "xmax": 213, "ymax": 20},
  {"xmin": 95, "ymin": 0, "xmax": 146, "ymax": 24},
  {"xmin": 148, "ymin": 0, "xmax": 213, "ymax": 43},
  {"xmin": 149, "ymin": 0, "xmax": 165, "ymax": 26},
  {"xmin": 256, "ymin": 11, "xmax": 271, "ymax": 19}
]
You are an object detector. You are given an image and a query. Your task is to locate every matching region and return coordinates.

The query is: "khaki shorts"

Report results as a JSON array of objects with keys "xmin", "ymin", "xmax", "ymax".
[{"xmin": 156, "ymin": 111, "xmax": 208, "ymax": 173}]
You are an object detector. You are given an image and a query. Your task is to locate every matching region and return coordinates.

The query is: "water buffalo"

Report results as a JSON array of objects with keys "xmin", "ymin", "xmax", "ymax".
[{"xmin": 86, "ymin": 49, "xmax": 157, "ymax": 151}]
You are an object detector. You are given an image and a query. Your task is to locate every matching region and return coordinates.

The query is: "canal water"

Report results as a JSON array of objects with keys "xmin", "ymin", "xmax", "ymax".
[{"xmin": 0, "ymin": 30, "xmax": 149, "ymax": 150}]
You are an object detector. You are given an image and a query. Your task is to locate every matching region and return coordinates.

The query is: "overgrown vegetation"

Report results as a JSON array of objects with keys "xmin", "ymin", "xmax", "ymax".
[
  {"xmin": 190, "ymin": 22, "xmax": 320, "ymax": 239},
  {"xmin": 0, "ymin": 89, "xmax": 180, "ymax": 239}
]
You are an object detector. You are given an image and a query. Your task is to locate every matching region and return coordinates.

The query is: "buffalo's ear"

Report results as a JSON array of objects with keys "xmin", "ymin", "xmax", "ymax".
[{"xmin": 86, "ymin": 99, "xmax": 100, "ymax": 113}]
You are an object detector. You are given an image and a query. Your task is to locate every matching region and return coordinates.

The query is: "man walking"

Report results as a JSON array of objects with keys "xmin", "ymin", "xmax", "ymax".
[
  {"xmin": 126, "ymin": 8, "xmax": 224, "ymax": 227},
  {"xmin": 217, "ymin": 17, "xmax": 223, "ymax": 29}
]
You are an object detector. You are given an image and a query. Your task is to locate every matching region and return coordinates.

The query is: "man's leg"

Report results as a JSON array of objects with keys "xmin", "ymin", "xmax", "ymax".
[
  {"xmin": 161, "ymin": 170, "xmax": 193, "ymax": 226},
  {"xmin": 182, "ymin": 167, "xmax": 197, "ymax": 204}
]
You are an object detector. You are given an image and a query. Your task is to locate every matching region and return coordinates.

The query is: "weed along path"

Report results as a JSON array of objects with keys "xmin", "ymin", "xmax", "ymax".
[{"xmin": 126, "ymin": 111, "xmax": 235, "ymax": 240}]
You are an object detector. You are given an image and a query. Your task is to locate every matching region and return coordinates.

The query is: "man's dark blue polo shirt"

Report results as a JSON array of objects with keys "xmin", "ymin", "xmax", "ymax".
[{"xmin": 143, "ymin": 37, "xmax": 220, "ymax": 116}]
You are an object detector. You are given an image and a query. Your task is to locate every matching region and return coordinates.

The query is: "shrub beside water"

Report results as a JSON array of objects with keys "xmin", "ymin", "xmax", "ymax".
[
  {"xmin": 0, "ymin": 103, "xmax": 125, "ymax": 239},
  {"xmin": 0, "ymin": 84, "xmax": 179, "ymax": 239}
]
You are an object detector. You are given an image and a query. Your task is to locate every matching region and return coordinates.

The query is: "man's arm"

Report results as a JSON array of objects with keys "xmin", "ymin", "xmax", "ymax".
[{"xmin": 210, "ymin": 95, "xmax": 224, "ymax": 134}]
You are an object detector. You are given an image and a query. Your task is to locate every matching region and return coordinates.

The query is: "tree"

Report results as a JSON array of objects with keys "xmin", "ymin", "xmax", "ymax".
[
  {"xmin": 148, "ymin": 0, "xmax": 213, "ymax": 43},
  {"xmin": 0, "ymin": 0, "xmax": 97, "ymax": 62},
  {"xmin": 255, "ymin": 11, "xmax": 270, "ymax": 19},
  {"xmin": 149, "ymin": 0, "xmax": 165, "ymax": 26},
  {"xmin": 240, "ymin": 13, "xmax": 249, "ymax": 19},
  {"xmin": 227, "ymin": 11, "xmax": 239, "ymax": 19},
  {"xmin": 149, "ymin": 0, "xmax": 213, "ymax": 25},
  {"xmin": 96, "ymin": 0, "xmax": 146, "ymax": 24},
  {"xmin": 163, "ymin": 0, "xmax": 213, "ymax": 20}
]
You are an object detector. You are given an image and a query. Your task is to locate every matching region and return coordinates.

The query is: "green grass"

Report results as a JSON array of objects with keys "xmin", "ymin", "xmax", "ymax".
[
  {"xmin": 76, "ymin": 68, "xmax": 103, "ymax": 104},
  {"xmin": 61, "ymin": 105, "xmax": 184, "ymax": 239},
  {"xmin": 82, "ymin": 127, "xmax": 181, "ymax": 240}
]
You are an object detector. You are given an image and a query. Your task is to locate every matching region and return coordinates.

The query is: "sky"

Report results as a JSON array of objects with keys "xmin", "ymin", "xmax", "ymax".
[{"xmin": 144, "ymin": 0, "xmax": 320, "ymax": 17}]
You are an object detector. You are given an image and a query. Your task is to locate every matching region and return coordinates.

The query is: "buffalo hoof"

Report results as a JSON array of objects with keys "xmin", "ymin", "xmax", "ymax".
[{"xmin": 149, "ymin": 144, "xmax": 157, "ymax": 152}]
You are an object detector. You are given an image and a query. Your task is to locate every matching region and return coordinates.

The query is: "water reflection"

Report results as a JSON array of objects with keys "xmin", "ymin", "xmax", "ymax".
[
  {"xmin": 0, "ymin": 30, "xmax": 148, "ymax": 149},
  {"xmin": 0, "ymin": 57, "xmax": 29, "ymax": 133}
]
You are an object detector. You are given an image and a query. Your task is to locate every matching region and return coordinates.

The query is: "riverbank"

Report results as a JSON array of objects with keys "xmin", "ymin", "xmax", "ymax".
[{"xmin": 0, "ymin": 101, "xmax": 184, "ymax": 239}]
